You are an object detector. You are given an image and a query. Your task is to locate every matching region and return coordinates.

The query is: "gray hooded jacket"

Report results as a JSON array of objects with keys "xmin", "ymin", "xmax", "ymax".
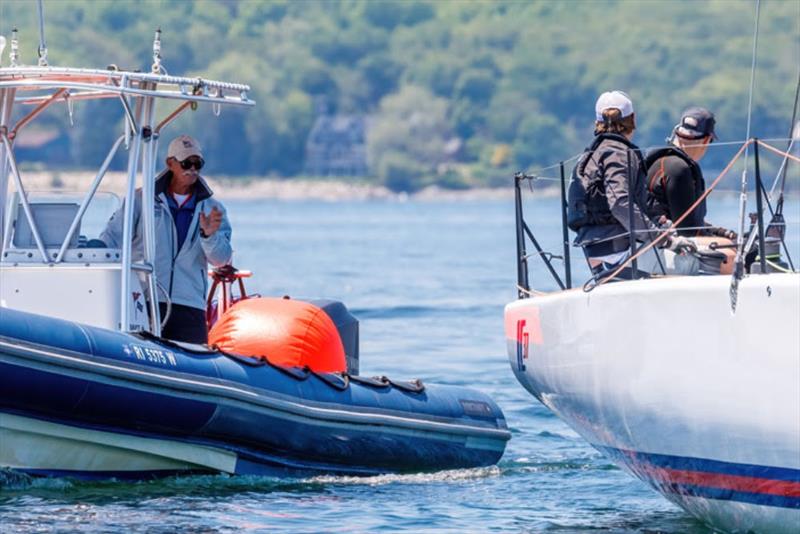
[
  {"xmin": 574, "ymin": 135, "xmax": 659, "ymax": 255},
  {"xmin": 100, "ymin": 171, "xmax": 232, "ymax": 310}
]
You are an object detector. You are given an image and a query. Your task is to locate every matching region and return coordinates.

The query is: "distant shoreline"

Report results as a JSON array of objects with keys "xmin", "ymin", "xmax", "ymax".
[
  {"xmin": 18, "ymin": 171, "xmax": 529, "ymax": 201},
  {"xmin": 16, "ymin": 171, "xmax": 765, "ymax": 202}
]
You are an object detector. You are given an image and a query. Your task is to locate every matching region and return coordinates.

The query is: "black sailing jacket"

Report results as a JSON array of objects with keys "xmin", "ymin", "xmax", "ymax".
[
  {"xmin": 568, "ymin": 133, "xmax": 658, "ymax": 255},
  {"xmin": 644, "ymin": 146, "xmax": 707, "ymax": 236}
]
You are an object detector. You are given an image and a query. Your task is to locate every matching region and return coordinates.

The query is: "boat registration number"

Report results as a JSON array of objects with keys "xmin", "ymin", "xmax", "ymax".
[{"xmin": 124, "ymin": 343, "xmax": 178, "ymax": 367}]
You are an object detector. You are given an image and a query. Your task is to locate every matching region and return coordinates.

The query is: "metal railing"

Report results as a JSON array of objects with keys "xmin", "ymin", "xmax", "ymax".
[{"xmin": 514, "ymin": 138, "xmax": 797, "ymax": 299}]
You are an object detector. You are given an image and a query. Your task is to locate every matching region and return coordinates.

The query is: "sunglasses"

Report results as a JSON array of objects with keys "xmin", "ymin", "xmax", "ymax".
[{"xmin": 180, "ymin": 158, "xmax": 204, "ymax": 171}]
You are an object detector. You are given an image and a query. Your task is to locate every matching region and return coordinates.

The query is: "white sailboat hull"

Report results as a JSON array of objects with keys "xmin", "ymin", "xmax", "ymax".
[{"xmin": 505, "ymin": 273, "xmax": 800, "ymax": 533}]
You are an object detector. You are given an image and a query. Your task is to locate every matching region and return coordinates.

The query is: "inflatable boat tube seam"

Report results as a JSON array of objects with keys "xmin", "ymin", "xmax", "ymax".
[{"xmin": 0, "ymin": 337, "xmax": 510, "ymax": 441}]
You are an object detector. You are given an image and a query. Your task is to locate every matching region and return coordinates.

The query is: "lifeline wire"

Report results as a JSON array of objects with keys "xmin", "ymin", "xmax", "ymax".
[
  {"xmin": 520, "ymin": 138, "xmax": 789, "ymax": 183},
  {"xmin": 521, "ymin": 140, "xmax": 789, "ymax": 184},
  {"xmin": 523, "ymin": 152, "xmax": 583, "ymax": 177},
  {"xmin": 592, "ymin": 140, "xmax": 753, "ymax": 290}
]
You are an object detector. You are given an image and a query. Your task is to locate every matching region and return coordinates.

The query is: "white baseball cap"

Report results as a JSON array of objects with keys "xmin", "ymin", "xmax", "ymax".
[
  {"xmin": 167, "ymin": 135, "xmax": 204, "ymax": 162},
  {"xmin": 595, "ymin": 91, "xmax": 634, "ymax": 121}
]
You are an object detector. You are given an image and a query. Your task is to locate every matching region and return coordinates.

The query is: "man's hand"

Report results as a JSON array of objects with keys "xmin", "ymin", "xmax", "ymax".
[
  {"xmin": 199, "ymin": 206, "xmax": 223, "ymax": 237},
  {"xmin": 657, "ymin": 215, "xmax": 674, "ymax": 229}
]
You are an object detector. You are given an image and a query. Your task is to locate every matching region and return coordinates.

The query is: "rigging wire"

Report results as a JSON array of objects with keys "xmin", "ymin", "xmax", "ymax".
[
  {"xmin": 742, "ymin": 0, "xmax": 761, "ymax": 151},
  {"xmin": 775, "ymin": 79, "xmax": 799, "ymax": 199},
  {"xmin": 0, "ymin": 2, "xmax": 5, "ymax": 66},
  {"xmin": 520, "ymin": 138, "xmax": 792, "ymax": 187},
  {"xmin": 768, "ymin": 6, "xmax": 800, "ymax": 206},
  {"xmin": 36, "ymin": 0, "xmax": 47, "ymax": 66},
  {"xmin": 729, "ymin": 0, "xmax": 762, "ymax": 313}
]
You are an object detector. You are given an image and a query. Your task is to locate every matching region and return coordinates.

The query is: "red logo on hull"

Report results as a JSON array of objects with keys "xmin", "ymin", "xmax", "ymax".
[{"xmin": 516, "ymin": 319, "xmax": 529, "ymax": 371}]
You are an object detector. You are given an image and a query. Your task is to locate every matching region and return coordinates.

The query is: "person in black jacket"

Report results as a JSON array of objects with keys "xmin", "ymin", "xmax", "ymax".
[
  {"xmin": 567, "ymin": 91, "xmax": 695, "ymax": 278},
  {"xmin": 644, "ymin": 107, "xmax": 737, "ymax": 273},
  {"xmin": 645, "ymin": 107, "xmax": 735, "ymax": 239}
]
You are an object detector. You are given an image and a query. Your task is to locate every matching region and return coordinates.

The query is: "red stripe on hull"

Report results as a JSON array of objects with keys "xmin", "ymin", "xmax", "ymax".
[{"xmin": 646, "ymin": 466, "xmax": 800, "ymax": 497}]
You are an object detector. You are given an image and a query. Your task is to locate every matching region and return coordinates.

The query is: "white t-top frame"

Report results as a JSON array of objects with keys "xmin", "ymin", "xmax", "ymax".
[{"xmin": 0, "ymin": 66, "xmax": 254, "ymax": 335}]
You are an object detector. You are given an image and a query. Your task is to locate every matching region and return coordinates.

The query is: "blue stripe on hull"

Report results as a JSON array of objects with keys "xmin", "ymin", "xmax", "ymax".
[
  {"xmin": 598, "ymin": 446, "xmax": 800, "ymax": 510},
  {"xmin": 599, "ymin": 446, "xmax": 800, "ymax": 482}
]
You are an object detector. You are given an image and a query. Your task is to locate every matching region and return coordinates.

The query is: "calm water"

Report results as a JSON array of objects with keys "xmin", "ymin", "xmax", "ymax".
[{"xmin": 2, "ymin": 195, "xmax": 798, "ymax": 533}]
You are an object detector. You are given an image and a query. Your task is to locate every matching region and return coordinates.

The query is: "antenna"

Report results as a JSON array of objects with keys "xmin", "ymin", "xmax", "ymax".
[
  {"xmin": 36, "ymin": 0, "xmax": 48, "ymax": 66},
  {"xmin": 10, "ymin": 28, "xmax": 19, "ymax": 67},
  {"xmin": 152, "ymin": 27, "xmax": 162, "ymax": 74}
]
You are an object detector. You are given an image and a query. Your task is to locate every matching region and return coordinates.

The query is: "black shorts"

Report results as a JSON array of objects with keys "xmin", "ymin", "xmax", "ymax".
[{"xmin": 158, "ymin": 303, "xmax": 208, "ymax": 344}]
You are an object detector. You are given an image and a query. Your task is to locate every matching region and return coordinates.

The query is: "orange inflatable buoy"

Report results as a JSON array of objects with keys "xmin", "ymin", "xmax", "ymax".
[{"xmin": 209, "ymin": 297, "xmax": 346, "ymax": 373}]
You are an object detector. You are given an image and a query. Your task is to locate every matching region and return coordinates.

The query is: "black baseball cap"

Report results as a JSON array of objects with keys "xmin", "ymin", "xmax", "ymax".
[{"xmin": 675, "ymin": 106, "xmax": 717, "ymax": 140}]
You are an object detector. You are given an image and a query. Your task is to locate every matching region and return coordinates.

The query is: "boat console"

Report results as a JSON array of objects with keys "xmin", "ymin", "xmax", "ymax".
[
  {"xmin": 0, "ymin": 30, "xmax": 254, "ymax": 336},
  {"xmin": 0, "ymin": 191, "xmax": 150, "ymax": 330}
]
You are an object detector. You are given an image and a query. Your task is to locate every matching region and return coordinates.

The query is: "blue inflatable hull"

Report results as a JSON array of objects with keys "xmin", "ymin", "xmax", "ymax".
[{"xmin": 0, "ymin": 307, "xmax": 509, "ymax": 479}]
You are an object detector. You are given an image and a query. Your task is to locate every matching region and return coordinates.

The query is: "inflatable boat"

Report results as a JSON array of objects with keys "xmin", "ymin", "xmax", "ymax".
[
  {"xmin": 0, "ymin": 37, "xmax": 509, "ymax": 479},
  {"xmin": 0, "ymin": 305, "xmax": 509, "ymax": 479}
]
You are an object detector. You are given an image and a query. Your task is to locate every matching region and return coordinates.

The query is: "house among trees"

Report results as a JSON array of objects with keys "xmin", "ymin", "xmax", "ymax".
[
  {"xmin": 304, "ymin": 114, "xmax": 369, "ymax": 177},
  {"xmin": 14, "ymin": 128, "xmax": 71, "ymax": 166}
]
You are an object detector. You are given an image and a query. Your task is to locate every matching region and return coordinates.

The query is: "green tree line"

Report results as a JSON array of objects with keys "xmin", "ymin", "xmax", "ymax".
[{"xmin": 1, "ymin": 0, "xmax": 797, "ymax": 191}]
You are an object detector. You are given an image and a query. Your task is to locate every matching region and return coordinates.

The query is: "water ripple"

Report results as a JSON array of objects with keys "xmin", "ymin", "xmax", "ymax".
[
  {"xmin": 350, "ymin": 303, "xmax": 492, "ymax": 319},
  {"xmin": 0, "ymin": 199, "xmax": 752, "ymax": 532}
]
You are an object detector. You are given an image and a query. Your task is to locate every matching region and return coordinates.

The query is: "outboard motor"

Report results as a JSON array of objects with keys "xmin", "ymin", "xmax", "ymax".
[{"xmin": 310, "ymin": 299, "xmax": 359, "ymax": 375}]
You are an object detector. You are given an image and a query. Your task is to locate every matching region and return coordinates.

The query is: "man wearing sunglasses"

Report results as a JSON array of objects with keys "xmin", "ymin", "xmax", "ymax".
[{"xmin": 101, "ymin": 135, "xmax": 232, "ymax": 343}]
